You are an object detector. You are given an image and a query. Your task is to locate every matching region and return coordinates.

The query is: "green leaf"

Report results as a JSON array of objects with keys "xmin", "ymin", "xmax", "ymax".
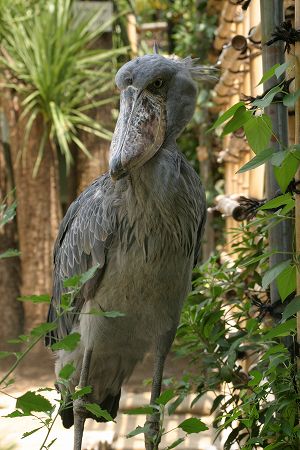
[
  {"xmin": 59, "ymin": 363, "xmax": 76, "ymax": 380},
  {"xmin": 262, "ymin": 259, "xmax": 291, "ymax": 290},
  {"xmin": 237, "ymin": 147, "xmax": 273, "ymax": 173},
  {"xmin": 222, "ymin": 106, "xmax": 252, "ymax": 135},
  {"xmin": 5, "ymin": 410, "xmax": 26, "ymax": 418},
  {"xmin": 291, "ymin": 146, "xmax": 300, "ymax": 159},
  {"xmin": 265, "ymin": 318, "xmax": 296, "ymax": 339},
  {"xmin": 283, "ymin": 88, "xmax": 300, "ymax": 107},
  {"xmin": 248, "ymin": 370, "xmax": 263, "ymax": 387},
  {"xmin": 126, "ymin": 425, "xmax": 150, "ymax": 438},
  {"xmin": 61, "ymin": 293, "xmax": 72, "ymax": 309},
  {"xmin": 276, "ymin": 264, "xmax": 296, "ymax": 301},
  {"xmin": 103, "ymin": 310, "xmax": 126, "ymax": 318},
  {"xmin": 63, "ymin": 274, "xmax": 81, "ymax": 288},
  {"xmin": 271, "ymin": 150, "xmax": 287, "ymax": 166},
  {"xmin": 264, "ymin": 443, "xmax": 286, "ymax": 450},
  {"xmin": 258, "ymin": 63, "xmax": 280, "ymax": 85},
  {"xmin": 0, "ymin": 201, "xmax": 17, "ymax": 227},
  {"xmin": 0, "ymin": 351, "xmax": 12, "ymax": 359},
  {"xmin": 18, "ymin": 294, "xmax": 51, "ymax": 304},
  {"xmin": 124, "ymin": 406, "xmax": 156, "ymax": 415},
  {"xmin": 240, "ymin": 251, "xmax": 274, "ymax": 266},
  {"xmin": 246, "ymin": 318, "xmax": 258, "ymax": 333},
  {"xmin": 252, "ymin": 85, "xmax": 283, "ymax": 108},
  {"xmin": 51, "ymin": 332, "xmax": 81, "ymax": 351},
  {"xmin": 72, "ymin": 386, "xmax": 92, "ymax": 400},
  {"xmin": 47, "ymin": 438, "xmax": 57, "ymax": 448},
  {"xmin": 209, "ymin": 101, "xmax": 245, "ymax": 130},
  {"xmin": 156, "ymin": 389, "xmax": 176, "ymax": 405},
  {"xmin": 280, "ymin": 197, "xmax": 295, "ymax": 215},
  {"xmin": 274, "ymin": 152, "xmax": 300, "ymax": 192},
  {"xmin": 64, "ymin": 265, "xmax": 100, "ymax": 288},
  {"xmin": 22, "ymin": 427, "xmax": 43, "ymax": 439},
  {"xmin": 16, "ymin": 391, "xmax": 53, "ymax": 414},
  {"xmin": 31, "ymin": 322, "xmax": 57, "ymax": 336},
  {"xmin": 87, "ymin": 308, "xmax": 125, "ymax": 318},
  {"xmin": 79, "ymin": 264, "xmax": 100, "ymax": 284},
  {"xmin": 259, "ymin": 193, "xmax": 292, "ymax": 210},
  {"xmin": 243, "ymin": 114, "xmax": 272, "ymax": 154},
  {"xmin": 282, "ymin": 296, "xmax": 300, "ymax": 321},
  {"xmin": 275, "ymin": 61, "xmax": 291, "ymax": 79},
  {"xmin": 36, "ymin": 387, "xmax": 55, "ymax": 393},
  {"xmin": 262, "ymin": 343, "xmax": 286, "ymax": 359},
  {"xmin": 85, "ymin": 403, "xmax": 114, "ymax": 421},
  {"xmin": 210, "ymin": 394, "xmax": 225, "ymax": 414},
  {"xmin": 0, "ymin": 248, "xmax": 20, "ymax": 259},
  {"xmin": 167, "ymin": 394, "xmax": 185, "ymax": 416},
  {"xmin": 178, "ymin": 417, "xmax": 208, "ymax": 434},
  {"xmin": 166, "ymin": 438, "xmax": 185, "ymax": 449}
]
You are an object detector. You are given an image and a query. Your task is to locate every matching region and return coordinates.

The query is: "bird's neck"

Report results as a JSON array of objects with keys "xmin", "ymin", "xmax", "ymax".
[{"xmin": 125, "ymin": 145, "xmax": 181, "ymax": 224}]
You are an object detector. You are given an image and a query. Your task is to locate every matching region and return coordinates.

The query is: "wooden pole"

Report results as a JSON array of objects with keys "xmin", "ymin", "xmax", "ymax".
[
  {"xmin": 294, "ymin": 0, "xmax": 300, "ymax": 369},
  {"xmin": 260, "ymin": 0, "xmax": 293, "ymax": 305}
]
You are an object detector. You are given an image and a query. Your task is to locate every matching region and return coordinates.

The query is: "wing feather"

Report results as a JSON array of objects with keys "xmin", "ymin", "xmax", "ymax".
[{"xmin": 45, "ymin": 173, "xmax": 116, "ymax": 346}]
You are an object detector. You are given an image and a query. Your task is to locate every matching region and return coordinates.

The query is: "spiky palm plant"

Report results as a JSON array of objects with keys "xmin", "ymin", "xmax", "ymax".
[{"xmin": 0, "ymin": 0, "xmax": 127, "ymax": 173}]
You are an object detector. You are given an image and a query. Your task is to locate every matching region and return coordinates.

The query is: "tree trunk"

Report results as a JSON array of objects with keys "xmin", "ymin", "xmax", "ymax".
[
  {"xmin": 76, "ymin": 102, "xmax": 111, "ymax": 193},
  {"xmin": 3, "ymin": 90, "xmax": 61, "ymax": 334},
  {"xmin": 76, "ymin": 31, "xmax": 112, "ymax": 194},
  {"xmin": 0, "ymin": 106, "xmax": 23, "ymax": 352}
]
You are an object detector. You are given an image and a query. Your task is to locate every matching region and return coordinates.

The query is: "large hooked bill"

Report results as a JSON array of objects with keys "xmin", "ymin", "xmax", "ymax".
[{"xmin": 109, "ymin": 85, "xmax": 166, "ymax": 181}]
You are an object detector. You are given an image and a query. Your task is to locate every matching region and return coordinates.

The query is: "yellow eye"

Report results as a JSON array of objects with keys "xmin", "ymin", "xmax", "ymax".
[{"xmin": 153, "ymin": 78, "xmax": 164, "ymax": 88}]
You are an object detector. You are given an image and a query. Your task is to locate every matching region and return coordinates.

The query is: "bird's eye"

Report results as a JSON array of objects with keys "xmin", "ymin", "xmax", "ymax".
[{"xmin": 153, "ymin": 78, "xmax": 164, "ymax": 89}]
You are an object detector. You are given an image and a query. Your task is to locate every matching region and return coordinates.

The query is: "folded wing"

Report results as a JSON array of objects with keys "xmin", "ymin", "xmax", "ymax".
[{"xmin": 45, "ymin": 173, "xmax": 116, "ymax": 346}]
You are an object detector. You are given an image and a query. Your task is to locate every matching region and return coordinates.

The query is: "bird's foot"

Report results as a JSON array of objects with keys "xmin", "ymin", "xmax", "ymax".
[
  {"xmin": 73, "ymin": 397, "xmax": 88, "ymax": 450},
  {"xmin": 144, "ymin": 414, "xmax": 160, "ymax": 450}
]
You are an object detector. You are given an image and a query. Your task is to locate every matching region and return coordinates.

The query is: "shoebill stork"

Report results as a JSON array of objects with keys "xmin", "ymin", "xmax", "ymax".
[{"xmin": 46, "ymin": 52, "xmax": 210, "ymax": 450}]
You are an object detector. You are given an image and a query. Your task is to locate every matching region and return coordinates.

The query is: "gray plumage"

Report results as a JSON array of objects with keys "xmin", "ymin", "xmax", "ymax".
[{"xmin": 46, "ymin": 53, "xmax": 207, "ymax": 447}]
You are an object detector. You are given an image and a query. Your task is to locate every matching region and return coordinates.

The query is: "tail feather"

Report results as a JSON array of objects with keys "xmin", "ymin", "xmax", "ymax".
[{"xmin": 60, "ymin": 391, "xmax": 121, "ymax": 429}]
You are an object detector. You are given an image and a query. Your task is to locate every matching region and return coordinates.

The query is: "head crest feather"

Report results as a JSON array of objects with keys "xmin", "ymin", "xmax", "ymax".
[
  {"xmin": 173, "ymin": 55, "xmax": 219, "ymax": 82},
  {"xmin": 153, "ymin": 42, "xmax": 159, "ymax": 55}
]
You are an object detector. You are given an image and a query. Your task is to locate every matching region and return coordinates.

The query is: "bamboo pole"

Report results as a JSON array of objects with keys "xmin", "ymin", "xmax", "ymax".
[
  {"xmin": 294, "ymin": 0, "xmax": 300, "ymax": 371},
  {"xmin": 218, "ymin": 35, "xmax": 248, "ymax": 68},
  {"xmin": 127, "ymin": 13, "xmax": 138, "ymax": 57},
  {"xmin": 249, "ymin": 0, "xmax": 265, "ymax": 199},
  {"xmin": 260, "ymin": 0, "xmax": 293, "ymax": 305},
  {"xmin": 214, "ymin": 1, "xmax": 242, "ymax": 50},
  {"xmin": 207, "ymin": 0, "xmax": 226, "ymax": 15},
  {"xmin": 248, "ymin": 23, "xmax": 261, "ymax": 45},
  {"xmin": 214, "ymin": 35, "xmax": 248, "ymax": 105},
  {"xmin": 240, "ymin": 8, "xmax": 251, "ymax": 199}
]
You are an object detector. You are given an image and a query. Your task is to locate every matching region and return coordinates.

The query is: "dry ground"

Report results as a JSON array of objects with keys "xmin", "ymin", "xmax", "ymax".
[{"xmin": 0, "ymin": 349, "xmax": 222, "ymax": 450}]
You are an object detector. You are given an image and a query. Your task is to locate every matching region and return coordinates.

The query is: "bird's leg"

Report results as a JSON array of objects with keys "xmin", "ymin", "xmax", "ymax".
[
  {"xmin": 144, "ymin": 328, "xmax": 177, "ymax": 450},
  {"xmin": 144, "ymin": 352, "xmax": 166, "ymax": 450},
  {"xmin": 73, "ymin": 348, "xmax": 92, "ymax": 450}
]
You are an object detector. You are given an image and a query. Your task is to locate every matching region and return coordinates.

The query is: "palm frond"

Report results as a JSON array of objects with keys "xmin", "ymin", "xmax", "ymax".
[{"xmin": 0, "ymin": 0, "xmax": 129, "ymax": 170}]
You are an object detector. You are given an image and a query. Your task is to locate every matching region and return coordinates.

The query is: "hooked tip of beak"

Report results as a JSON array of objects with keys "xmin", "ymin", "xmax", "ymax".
[{"xmin": 109, "ymin": 158, "xmax": 128, "ymax": 182}]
